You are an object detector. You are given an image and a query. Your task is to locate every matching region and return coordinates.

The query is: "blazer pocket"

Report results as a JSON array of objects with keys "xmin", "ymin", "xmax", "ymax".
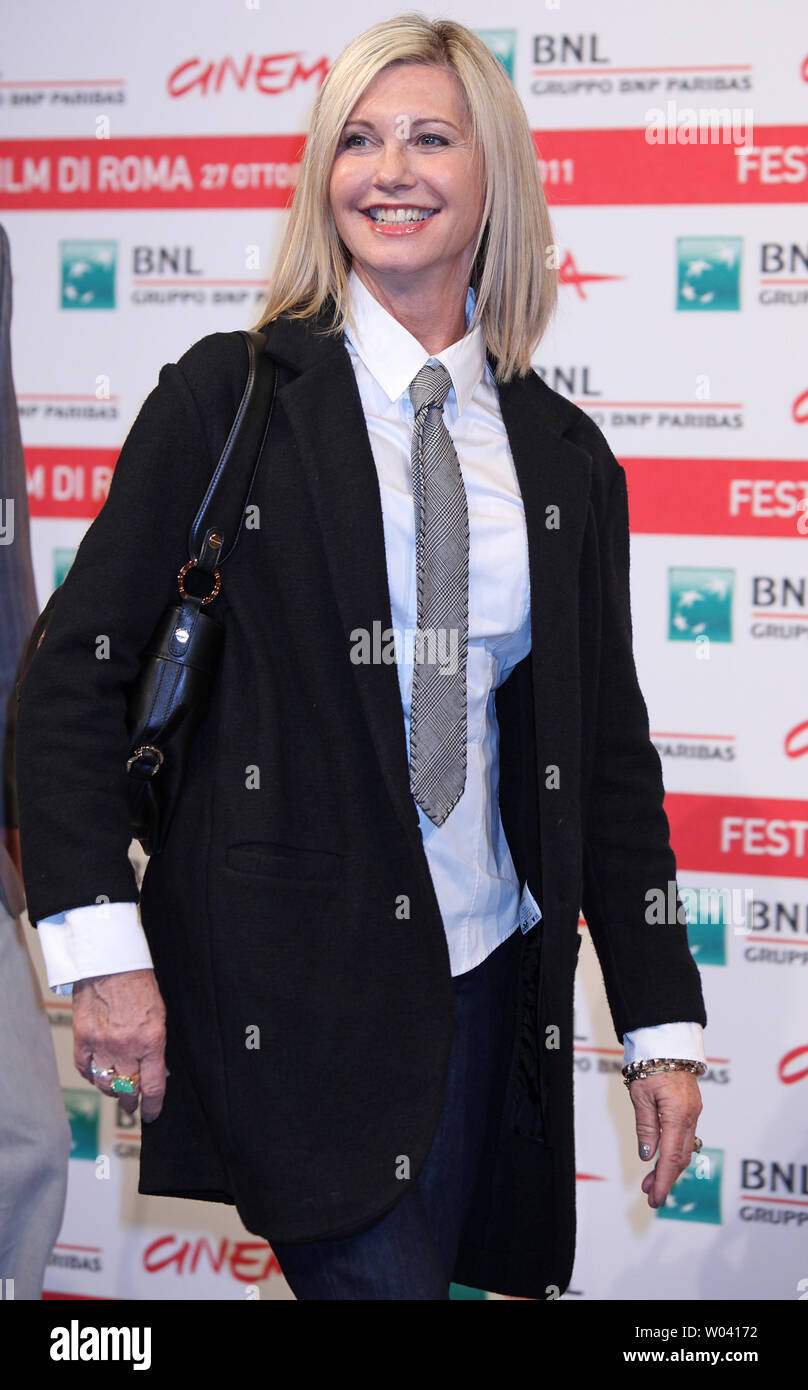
[{"xmin": 224, "ymin": 841, "xmax": 343, "ymax": 881}]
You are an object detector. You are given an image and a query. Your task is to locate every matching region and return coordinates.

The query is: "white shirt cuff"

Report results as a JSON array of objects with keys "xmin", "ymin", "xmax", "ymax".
[
  {"xmin": 622, "ymin": 1021, "xmax": 706, "ymax": 1068},
  {"xmin": 36, "ymin": 900, "xmax": 154, "ymax": 994}
]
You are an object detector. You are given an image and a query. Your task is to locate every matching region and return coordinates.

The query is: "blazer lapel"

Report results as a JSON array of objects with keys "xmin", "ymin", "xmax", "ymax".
[
  {"xmin": 493, "ymin": 356, "xmax": 593, "ymax": 891},
  {"xmin": 261, "ymin": 309, "xmax": 593, "ymax": 855},
  {"xmin": 263, "ymin": 308, "xmax": 422, "ymax": 844}
]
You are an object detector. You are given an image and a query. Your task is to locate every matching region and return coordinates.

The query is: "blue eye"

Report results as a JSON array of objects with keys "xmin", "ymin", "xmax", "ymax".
[{"xmin": 340, "ymin": 132, "xmax": 449, "ymax": 149}]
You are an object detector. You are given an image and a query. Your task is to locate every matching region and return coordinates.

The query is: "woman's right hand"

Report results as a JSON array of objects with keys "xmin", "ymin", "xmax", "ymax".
[{"xmin": 72, "ymin": 968, "xmax": 167, "ymax": 1121}]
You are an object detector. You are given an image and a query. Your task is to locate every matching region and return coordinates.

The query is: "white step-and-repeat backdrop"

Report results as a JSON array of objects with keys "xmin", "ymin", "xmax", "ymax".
[{"xmin": 2, "ymin": 0, "xmax": 806, "ymax": 1300}]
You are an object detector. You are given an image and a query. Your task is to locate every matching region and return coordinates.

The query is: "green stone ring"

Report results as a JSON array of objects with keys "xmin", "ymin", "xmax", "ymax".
[{"xmin": 110, "ymin": 1074, "xmax": 139, "ymax": 1095}]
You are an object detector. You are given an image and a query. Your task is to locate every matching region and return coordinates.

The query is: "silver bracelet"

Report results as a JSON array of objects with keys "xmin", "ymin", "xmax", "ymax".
[{"xmin": 622, "ymin": 1057, "xmax": 707, "ymax": 1090}]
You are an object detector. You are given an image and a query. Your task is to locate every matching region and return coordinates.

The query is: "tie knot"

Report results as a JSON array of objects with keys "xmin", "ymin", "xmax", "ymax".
[{"xmin": 409, "ymin": 360, "xmax": 452, "ymax": 417}]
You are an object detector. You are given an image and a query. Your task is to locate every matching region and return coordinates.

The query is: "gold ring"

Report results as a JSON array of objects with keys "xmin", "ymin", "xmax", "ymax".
[{"xmin": 110, "ymin": 1073, "xmax": 141, "ymax": 1095}]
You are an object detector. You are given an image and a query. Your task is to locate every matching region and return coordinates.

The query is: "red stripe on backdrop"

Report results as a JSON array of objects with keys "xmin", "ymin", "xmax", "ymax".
[
  {"xmin": 622, "ymin": 458, "xmax": 808, "ymax": 536},
  {"xmin": 666, "ymin": 792, "xmax": 808, "ymax": 876},
  {"xmin": 0, "ymin": 136, "xmax": 304, "ymax": 210},
  {"xmin": 24, "ymin": 447, "xmax": 119, "ymax": 519},
  {"xmin": 22, "ymin": 448, "xmax": 808, "ymax": 536},
  {"xmin": 1, "ymin": 126, "xmax": 807, "ymax": 209},
  {"xmin": 534, "ymin": 125, "xmax": 808, "ymax": 204},
  {"xmin": 23, "ymin": 448, "xmax": 808, "ymax": 534}
]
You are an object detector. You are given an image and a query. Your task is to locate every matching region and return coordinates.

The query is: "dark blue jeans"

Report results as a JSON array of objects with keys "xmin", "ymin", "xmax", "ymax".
[{"xmin": 271, "ymin": 924, "xmax": 523, "ymax": 1299}]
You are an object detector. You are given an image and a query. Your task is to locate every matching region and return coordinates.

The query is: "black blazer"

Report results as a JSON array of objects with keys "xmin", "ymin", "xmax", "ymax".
[{"xmin": 15, "ymin": 302, "xmax": 706, "ymax": 1299}]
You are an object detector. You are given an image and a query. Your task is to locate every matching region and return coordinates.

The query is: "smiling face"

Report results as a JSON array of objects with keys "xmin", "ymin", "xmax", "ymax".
[{"xmin": 329, "ymin": 62, "xmax": 486, "ymax": 306}]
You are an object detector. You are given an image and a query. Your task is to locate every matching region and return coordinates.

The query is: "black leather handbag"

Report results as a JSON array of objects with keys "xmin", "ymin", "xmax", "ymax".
[{"xmin": 15, "ymin": 328, "xmax": 277, "ymax": 857}]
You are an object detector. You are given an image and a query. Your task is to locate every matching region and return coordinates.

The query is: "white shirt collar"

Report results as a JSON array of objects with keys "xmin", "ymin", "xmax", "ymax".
[{"xmin": 343, "ymin": 265, "xmax": 487, "ymax": 417}]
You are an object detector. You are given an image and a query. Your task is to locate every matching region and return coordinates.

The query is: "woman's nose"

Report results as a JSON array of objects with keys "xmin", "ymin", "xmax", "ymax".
[{"xmin": 372, "ymin": 138, "xmax": 416, "ymax": 184}]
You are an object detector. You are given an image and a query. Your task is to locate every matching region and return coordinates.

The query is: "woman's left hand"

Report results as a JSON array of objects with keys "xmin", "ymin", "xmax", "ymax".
[{"xmin": 629, "ymin": 1071, "xmax": 703, "ymax": 1209}]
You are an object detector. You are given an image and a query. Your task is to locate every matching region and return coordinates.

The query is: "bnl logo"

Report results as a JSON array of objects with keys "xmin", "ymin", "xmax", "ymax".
[
  {"xmin": 684, "ymin": 891, "xmax": 729, "ymax": 967},
  {"xmin": 60, "ymin": 240, "xmax": 117, "ymax": 309},
  {"xmin": 669, "ymin": 567, "xmax": 733, "ymax": 643},
  {"xmin": 475, "ymin": 30, "xmax": 517, "ymax": 81},
  {"xmin": 63, "ymin": 1088, "xmax": 100, "ymax": 1160},
  {"xmin": 54, "ymin": 547, "xmax": 78, "ymax": 589},
  {"xmin": 657, "ymin": 1147, "xmax": 723, "ymax": 1224},
  {"xmin": 676, "ymin": 237, "xmax": 742, "ymax": 311}
]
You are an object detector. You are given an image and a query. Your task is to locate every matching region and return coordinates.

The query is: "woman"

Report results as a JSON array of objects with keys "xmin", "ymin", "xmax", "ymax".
[{"xmin": 15, "ymin": 14, "xmax": 706, "ymax": 1301}]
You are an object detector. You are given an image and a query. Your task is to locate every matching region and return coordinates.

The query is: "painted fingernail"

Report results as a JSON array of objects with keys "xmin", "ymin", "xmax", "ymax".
[{"xmin": 640, "ymin": 1144, "xmax": 652, "ymax": 1159}]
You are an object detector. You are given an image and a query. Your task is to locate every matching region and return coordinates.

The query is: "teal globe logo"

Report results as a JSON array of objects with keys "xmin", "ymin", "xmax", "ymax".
[
  {"xmin": 683, "ymin": 888, "xmax": 729, "ymax": 967},
  {"xmin": 669, "ymin": 567, "xmax": 733, "ymax": 643},
  {"xmin": 63, "ymin": 1088, "xmax": 100, "ymax": 1161},
  {"xmin": 60, "ymin": 240, "xmax": 117, "ymax": 310},
  {"xmin": 658, "ymin": 1148, "xmax": 723, "ymax": 1224},
  {"xmin": 474, "ymin": 30, "xmax": 517, "ymax": 81},
  {"xmin": 676, "ymin": 237, "xmax": 742, "ymax": 311}
]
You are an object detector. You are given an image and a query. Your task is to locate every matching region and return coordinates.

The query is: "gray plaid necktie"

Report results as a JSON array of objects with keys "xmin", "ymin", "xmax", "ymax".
[{"xmin": 408, "ymin": 360, "xmax": 469, "ymax": 826}]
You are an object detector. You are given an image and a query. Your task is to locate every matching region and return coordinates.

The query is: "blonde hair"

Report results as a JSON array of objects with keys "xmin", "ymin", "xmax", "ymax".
[{"xmin": 251, "ymin": 12, "xmax": 557, "ymax": 382}]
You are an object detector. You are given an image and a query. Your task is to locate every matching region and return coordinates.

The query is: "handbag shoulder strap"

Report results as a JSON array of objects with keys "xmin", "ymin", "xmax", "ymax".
[
  {"xmin": 188, "ymin": 327, "xmax": 277, "ymax": 579},
  {"xmin": 15, "ymin": 330, "xmax": 277, "ymax": 704}
]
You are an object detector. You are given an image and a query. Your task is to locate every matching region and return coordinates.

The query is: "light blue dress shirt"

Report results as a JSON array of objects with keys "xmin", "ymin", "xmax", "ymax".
[{"xmin": 343, "ymin": 267, "xmax": 531, "ymax": 976}]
